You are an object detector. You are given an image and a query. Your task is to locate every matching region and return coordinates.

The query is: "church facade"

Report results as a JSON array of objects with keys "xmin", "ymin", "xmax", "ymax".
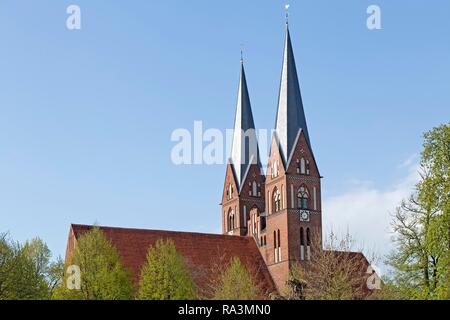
[{"xmin": 221, "ymin": 22, "xmax": 323, "ymax": 291}]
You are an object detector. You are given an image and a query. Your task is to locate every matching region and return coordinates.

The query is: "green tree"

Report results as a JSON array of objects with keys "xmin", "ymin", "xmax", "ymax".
[
  {"xmin": 21, "ymin": 237, "xmax": 60, "ymax": 299},
  {"xmin": 46, "ymin": 257, "xmax": 64, "ymax": 296},
  {"xmin": 286, "ymin": 231, "xmax": 371, "ymax": 300},
  {"xmin": 212, "ymin": 257, "xmax": 259, "ymax": 300},
  {"xmin": 387, "ymin": 123, "xmax": 449, "ymax": 300},
  {"xmin": 53, "ymin": 227, "xmax": 134, "ymax": 300},
  {"xmin": 138, "ymin": 239, "xmax": 196, "ymax": 300},
  {"xmin": 0, "ymin": 235, "xmax": 54, "ymax": 300},
  {"xmin": 419, "ymin": 123, "xmax": 450, "ymax": 299},
  {"xmin": 367, "ymin": 277, "xmax": 403, "ymax": 300}
]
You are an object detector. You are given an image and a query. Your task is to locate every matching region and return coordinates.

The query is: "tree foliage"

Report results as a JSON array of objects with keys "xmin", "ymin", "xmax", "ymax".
[
  {"xmin": 0, "ymin": 234, "xmax": 59, "ymax": 300},
  {"xmin": 287, "ymin": 231, "xmax": 373, "ymax": 300},
  {"xmin": 212, "ymin": 257, "xmax": 259, "ymax": 300},
  {"xmin": 138, "ymin": 239, "xmax": 196, "ymax": 300},
  {"xmin": 387, "ymin": 123, "xmax": 449, "ymax": 300},
  {"xmin": 53, "ymin": 227, "xmax": 134, "ymax": 300}
]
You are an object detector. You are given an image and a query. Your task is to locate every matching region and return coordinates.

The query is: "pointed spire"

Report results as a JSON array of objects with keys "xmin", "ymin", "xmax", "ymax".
[
  {"xmin": 230, "ymin": 60, "xmax": 260, "ymax": 191},
  {"xmin": 275, "ymin": 23, "xmax": 311, "ymax": 165}
]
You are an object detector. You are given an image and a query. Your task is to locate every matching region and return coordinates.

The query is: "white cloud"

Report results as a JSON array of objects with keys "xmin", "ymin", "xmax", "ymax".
[
  {"xmin": 323, "ymin": 159, "xmax": 420, "ymax": 260},
  {"xmin": 398, "ymin": 153, "xmax": 419, "ymax": 169}
]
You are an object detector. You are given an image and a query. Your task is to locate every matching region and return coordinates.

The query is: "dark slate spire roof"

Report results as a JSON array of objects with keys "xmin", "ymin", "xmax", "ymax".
[
  {"xmin": 275, "ymin": 23, "xmax": 311, "ymax": 165},
  {"xmin": 230, "ymin": 60, "xmax": 261, "ymax": 191}
]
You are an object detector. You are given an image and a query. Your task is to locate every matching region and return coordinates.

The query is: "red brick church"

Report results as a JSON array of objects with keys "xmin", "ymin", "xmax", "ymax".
[
  {"xmin": 65, "ymin": 22, "xmax": 372, "ymax": 298},
  {"xmin": 221, "ymin": 21, "xmax": 325, "ymax": 291}
]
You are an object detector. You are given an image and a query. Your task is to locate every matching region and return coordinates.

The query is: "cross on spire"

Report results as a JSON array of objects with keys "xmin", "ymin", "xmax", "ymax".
[{"xmin": 285, "ymin": 4, "xmax": 290, "ymax": 24}]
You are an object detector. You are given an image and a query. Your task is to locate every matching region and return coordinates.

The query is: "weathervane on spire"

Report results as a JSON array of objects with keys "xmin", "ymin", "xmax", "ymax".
[{"xmin": 285, "ymin": 4, "xmax": 290, "ymax": 24}]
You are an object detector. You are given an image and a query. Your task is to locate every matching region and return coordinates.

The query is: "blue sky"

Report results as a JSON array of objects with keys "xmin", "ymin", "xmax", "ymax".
[{"xmin": 0, "ymin": 1, "xmax": 449, "ymax": 263}]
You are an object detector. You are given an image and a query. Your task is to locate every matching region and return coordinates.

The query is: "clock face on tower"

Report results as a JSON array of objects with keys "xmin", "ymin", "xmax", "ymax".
[{"xmin": 300, "ymin": 210, "xmax": 310, "ymax": 222}]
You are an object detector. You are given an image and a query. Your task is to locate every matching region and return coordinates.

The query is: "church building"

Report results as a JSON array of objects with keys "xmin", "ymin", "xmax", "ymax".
[{"xmin": 65, "ymin": 21, "xmax": 373, "ymax": 298}]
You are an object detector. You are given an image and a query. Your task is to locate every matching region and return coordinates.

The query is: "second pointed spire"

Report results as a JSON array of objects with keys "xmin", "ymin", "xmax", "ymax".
[{"xmin": 230, "ymin": 61, "xmax": 260, "ymax": 191}]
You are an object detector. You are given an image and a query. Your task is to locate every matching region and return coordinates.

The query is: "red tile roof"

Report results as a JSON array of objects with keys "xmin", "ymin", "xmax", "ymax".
[{"xmin": 67, "ymin": 224, "xmax": 277, "ymax": 298}]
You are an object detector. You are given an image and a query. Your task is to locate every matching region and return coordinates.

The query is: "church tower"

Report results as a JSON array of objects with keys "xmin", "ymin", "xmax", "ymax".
[
  {"xmin": 221, "ymin": 60, "xmax": 265, "ymax": 237},
  {"xmin": 221, "ymin": 21, "xmax": 322, "ymax": 292},
  {"xmin": 262, "ymin": 22, "xmax": 322, "ymax": 291}
]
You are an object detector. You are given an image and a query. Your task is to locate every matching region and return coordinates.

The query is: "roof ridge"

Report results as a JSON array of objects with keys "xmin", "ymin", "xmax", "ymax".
[{"xmin": 71, "ymin": 224, "xmax": 254, "ymax": 241}]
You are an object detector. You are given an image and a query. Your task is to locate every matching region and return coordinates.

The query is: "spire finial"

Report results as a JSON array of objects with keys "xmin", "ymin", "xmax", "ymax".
[
  {"xmin": 240, "ymin": 43, "xmax": 244, "ymax": 63},
  {"xmin": 285, "ymin": 4, "xmax": 290, "ymax": 25}
]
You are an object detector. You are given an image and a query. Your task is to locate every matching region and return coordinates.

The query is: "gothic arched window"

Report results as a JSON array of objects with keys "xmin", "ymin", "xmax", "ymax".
[
  {"xmin": 306, "ymin": 228, "xmax": 311, "ymax": 260},
  {"xmin": 297, "ymin": 186, "xmax": 309, "ymax": 210},
  {"xmin": 228, "ymin": 184, "xmax": 233, "ymax": 200},
  {"xmin": 228, "ymin": 209, "xmax": 235, "ymax": 231},
  {"xmin": 298, "ymin": 158, "xmax": 311, "ymax": 175},
  {"xmin": 300, "ymin": 227, "xmax": 305, "ymax": 261},
  {"xmin": 273, "ymin": 188, "xmax": 281, "ymax": 213},
  {"xmin": 260, "ymin": 215, "xmax": 266, "ymax": 231},
  {"xmin": 272, "ymin": 160, "xmax": 279, "ymax": 178},
  {"xmin": 277, "ymin": 230, "xmax": 281, "ymax": 249},
  {"xmin": 273, "ymin": 229, "xmax": 281, "ymax": 263},
  {"xmin": 252, "ymin": 181, "xmax": 257, "ymax": 196},
  {"xmin": 273, "ymin": 231, "xmax": 277, "ymax": 248},
  {"xmin": 277, "ymin": 229, "xmax": 281, "ymax": 261},
  {"xmin": 300, "ymin": 158, "xmax": 306, "ymax": 174}
]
